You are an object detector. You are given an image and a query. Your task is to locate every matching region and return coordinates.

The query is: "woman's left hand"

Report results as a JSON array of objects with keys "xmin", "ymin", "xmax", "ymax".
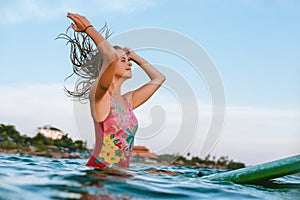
[
  {"xmin": 67, "ymin": 12, "xmax": 92, "ymax": 32},
  {"xmin": 123, "ymin": 47, "xmax": 137, "ymax": 61}
]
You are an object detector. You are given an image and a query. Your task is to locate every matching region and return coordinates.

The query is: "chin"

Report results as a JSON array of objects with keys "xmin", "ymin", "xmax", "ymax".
[{"xmin": 124, "ymin": 72, "xmax": 132, "ymax": 79}]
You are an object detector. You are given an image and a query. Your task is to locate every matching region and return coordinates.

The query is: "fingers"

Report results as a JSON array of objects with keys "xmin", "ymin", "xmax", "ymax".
[
  {"xmin": 67, "ymin": 12, "xmax": 79, "ymax": 17},
  {"xmin": 67, "ymin": 12, "xmax": 82, "ymax": 32},
  {"xmin": 67, "ymin": 12, "xmax": 76, "ymax": 20},
  {"xmin": 67, "ymin": 12, "xmax": 91, "ymax": 32},
  {"xmin": 67, "ymin": 13, "xmax": 78, "ymax": 25},
  {"xmin": 68, "ymin": 14, "xmax": 79, "ymax": 31},
  {"xmin": 67, "ymin": 12, "xmax": 87, "ymax": 23},
  {"xmin": 123, "ymin": 47, "xmax": 132, "ymax": 56},
  {"xmin": 123, "ymin": 47, "xmax": 131, "ymax": 52},
  {"xmin": 67, "ymin": 12, "xmax": 82, "ymax": 23},
  {"xmin": 71, "ymin": 23, "xmax": 78, "ymax": 31}
]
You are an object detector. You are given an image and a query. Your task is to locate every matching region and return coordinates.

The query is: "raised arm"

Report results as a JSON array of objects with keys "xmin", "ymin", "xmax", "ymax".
[
  {"xmin": 123, "ymin": 47, "xmax": 166, "ymax": 109},
  {"xmin": 67, "ymin": 13, "xmax": 118, "ymax": 101}
]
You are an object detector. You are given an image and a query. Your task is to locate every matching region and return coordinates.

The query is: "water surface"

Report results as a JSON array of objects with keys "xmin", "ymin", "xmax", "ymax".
[{"xmin": 0, "ymin": 154, "xmax": 299, "ymax": 199}]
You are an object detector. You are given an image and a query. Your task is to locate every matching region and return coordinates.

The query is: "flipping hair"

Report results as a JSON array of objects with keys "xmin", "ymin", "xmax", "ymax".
[{"xmin": 56, "ymin": 24, "xmax": 112, "ymax": 102}]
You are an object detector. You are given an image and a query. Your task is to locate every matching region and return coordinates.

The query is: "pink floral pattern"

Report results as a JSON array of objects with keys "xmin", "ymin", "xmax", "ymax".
[{"xmin": 87, "ymin": 95, "xmax": 138, "ymax": 168}]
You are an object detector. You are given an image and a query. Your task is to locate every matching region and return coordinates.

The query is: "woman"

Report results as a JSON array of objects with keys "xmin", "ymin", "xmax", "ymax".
[{"xmin": 66, "ymin": 13, "xmax": 166, "ymax": 168}]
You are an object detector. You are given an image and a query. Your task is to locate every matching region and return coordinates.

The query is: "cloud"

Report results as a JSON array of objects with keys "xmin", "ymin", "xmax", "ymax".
[
  {"xmin": 226, "ymin": 105, "xmax": 300, "ymax": 118},
  {"xmin": 0, "ymin": 0, "xmax": 157, "ymax": 25},
  {"xmin": 209, "ymin": 104, "xmax": 300, "ymax": 165},
  {"xmin": 94, "ymin": 0, "xmax": 157, "ymax": 15},
  {"xmin": 0, "ymin": 83, "xmax": 75, "ymax": 137},
  {"xmin": 0, "ymin": 1, "xmax": 62, "ymax": 24}
]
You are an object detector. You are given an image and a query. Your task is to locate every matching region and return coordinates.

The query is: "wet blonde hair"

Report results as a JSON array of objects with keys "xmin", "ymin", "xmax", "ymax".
[{"xmin": 57, "ymin": 24, "xmax": 121, "ymax": 102}]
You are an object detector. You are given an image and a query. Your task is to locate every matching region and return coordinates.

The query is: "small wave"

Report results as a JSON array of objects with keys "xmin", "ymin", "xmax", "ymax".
[{"xmin": 0, "ymin": 154, "xmax": 299, "ymax": 200}]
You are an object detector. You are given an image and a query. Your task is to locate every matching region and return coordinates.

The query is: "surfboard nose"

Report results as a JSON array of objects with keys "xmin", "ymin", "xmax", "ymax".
[{"xmin": 201, "ymin": 154, "xmax": 300, "ymax": 184}]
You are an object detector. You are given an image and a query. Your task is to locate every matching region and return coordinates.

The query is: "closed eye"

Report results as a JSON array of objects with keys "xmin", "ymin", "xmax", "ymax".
[{"xmin": 120, "ymin": 56, "xmax": 127, "ymax": 62}]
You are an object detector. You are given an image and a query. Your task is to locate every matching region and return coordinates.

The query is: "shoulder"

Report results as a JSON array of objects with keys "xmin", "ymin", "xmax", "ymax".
[{"xmin": 89, "ymin": 83, "xmax": 110, "ymax": 103}]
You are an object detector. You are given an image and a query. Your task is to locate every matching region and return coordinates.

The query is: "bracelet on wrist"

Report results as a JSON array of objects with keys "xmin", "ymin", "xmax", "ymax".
[{"xmin": 84, "ymin": 25, "xmax": 93, "ymax": 32}]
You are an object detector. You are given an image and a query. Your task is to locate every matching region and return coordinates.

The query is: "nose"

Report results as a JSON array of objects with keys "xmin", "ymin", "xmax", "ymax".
[{"xmin": 128, "ymin": 62, "xmax": 132, "ymax": 67}]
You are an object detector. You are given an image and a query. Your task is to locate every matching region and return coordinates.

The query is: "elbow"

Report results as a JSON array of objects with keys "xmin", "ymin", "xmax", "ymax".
[
  {"xmin": 160, "ymin": 73, "xmax": 166, "ymax": 83},
  {"xmin": 160, "ymin": 75, "xmax": 166, "ymax": 84},
  {"xmin": 154, "ymin": 75, "xmax": 166, "ymax": 85},
  {"xmin": 162, "ymin": 74, "xmax": 166, "ymax": 82}
]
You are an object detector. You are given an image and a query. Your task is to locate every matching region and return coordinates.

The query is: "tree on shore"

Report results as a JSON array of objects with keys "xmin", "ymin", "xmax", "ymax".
[
  {"xmin": 0, "ymin": 124, "xmax": 87, "ymax": 153},
  {"xmin": 0, "ymin": 124, "xmax": 21, "ymax": 142},
  {"xmin": 0, "ymin": 124, "xmax": 24, "ymax": 150},
  {"xmin": 157, "ymin": 153, "xmax": 246, "ymax": 169}
]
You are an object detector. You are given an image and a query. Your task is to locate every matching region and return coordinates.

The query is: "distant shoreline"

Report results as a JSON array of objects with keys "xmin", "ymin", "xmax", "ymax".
[
  {"xmin": 0, "ymin": 123, "xmax": 246, "ymax": 170},
  {"xmin": 0, "ymin": 146, "xmax": 90, "ymax": 159},
  {"xmin": 0, "ymin": 148, "xmax": 246, "ymax": 170}
]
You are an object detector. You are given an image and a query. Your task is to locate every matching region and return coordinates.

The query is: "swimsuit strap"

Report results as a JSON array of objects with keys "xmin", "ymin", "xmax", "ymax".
[{"xmin": 123, "ymin": 97, "xmax": 133, "ymax": 111}]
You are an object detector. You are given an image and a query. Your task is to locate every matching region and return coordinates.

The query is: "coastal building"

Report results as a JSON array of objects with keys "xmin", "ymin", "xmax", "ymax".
[
  {"xmin": 38, "ymin": 125, "xmax": 63, "ymax": 140},
  {"xmin": 131, "ymin": 146, "xmax": 158, "ymax": 164}
]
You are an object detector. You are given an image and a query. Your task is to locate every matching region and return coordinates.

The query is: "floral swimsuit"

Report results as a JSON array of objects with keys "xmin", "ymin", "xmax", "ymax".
[{"xmin": 86, "ymin": 95, "xmax": 138, "ymax": 168}]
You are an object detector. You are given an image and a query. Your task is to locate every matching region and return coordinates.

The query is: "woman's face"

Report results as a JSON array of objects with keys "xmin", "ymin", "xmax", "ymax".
[{"xmin": 115, "ymin": 49, "xmax": 132, "ymax": 79}]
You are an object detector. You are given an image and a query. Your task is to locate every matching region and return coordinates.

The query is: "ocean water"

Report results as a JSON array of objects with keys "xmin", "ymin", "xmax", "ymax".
[{"xmin": 0, "ymin": 154, "xmax": 299, "ymax": 200}]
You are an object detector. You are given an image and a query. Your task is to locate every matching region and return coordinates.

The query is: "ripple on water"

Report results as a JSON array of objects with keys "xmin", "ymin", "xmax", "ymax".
[{"xmin": 0, "ymin": 154, "xmax": 299, "ymax": 200}]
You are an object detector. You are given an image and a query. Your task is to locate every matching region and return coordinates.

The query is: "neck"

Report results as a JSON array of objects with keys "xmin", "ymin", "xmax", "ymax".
[{"xmin": 109, "ymin": 77, "xmax": 125, "ymax": 97}]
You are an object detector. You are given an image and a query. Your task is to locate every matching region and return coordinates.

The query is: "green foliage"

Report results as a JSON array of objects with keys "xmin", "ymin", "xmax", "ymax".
[
  {"xmin": 191, "ymin": 156, "xmax": 204, "ymax": 164},
  {"xmin": 74, "ymin": 140, "xmax": 86, "ymax": 151},
  {"xmin": 216, "ymin": 156, "xmax": 229, "ymax": 167},
  {"xmin": 34, "ymin": 141, "xmax": 46, "ymax": 151},
  {"xmin": 0, "ymin": 124, "xmax": 87, "ymax": 153},
  {"xmin": 0, "ymin": 141, "xmax": 17, "ymax": 150},
  {"xmin": 0, "ymin": 124, "xmax": 21, "ymax": 142},
  {"xmin": 54, "ymin": 134, "xmax": 76, "ymax": 151},
  {"xmin": 227, "ymin": 160, "xmax": 246, "ymax": 170},
  {"xmin": 157, "ymin": 153, "xmax": 246, "ymax": 169},
  {"xmin": 32, "ymin": 133, "xmax": 54, "ymax": 146}
]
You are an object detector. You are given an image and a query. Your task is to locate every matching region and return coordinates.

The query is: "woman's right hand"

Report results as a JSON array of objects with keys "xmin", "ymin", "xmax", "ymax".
[{"xmin": 67, "ymin": 12, "xmax": 93, "ymax": 32}]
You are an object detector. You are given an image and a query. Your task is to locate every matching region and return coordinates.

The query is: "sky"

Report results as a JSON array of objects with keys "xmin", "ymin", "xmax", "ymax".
[{"xmin": 0, "ymin": 0, "xmax": 299, "ymax": 165}]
